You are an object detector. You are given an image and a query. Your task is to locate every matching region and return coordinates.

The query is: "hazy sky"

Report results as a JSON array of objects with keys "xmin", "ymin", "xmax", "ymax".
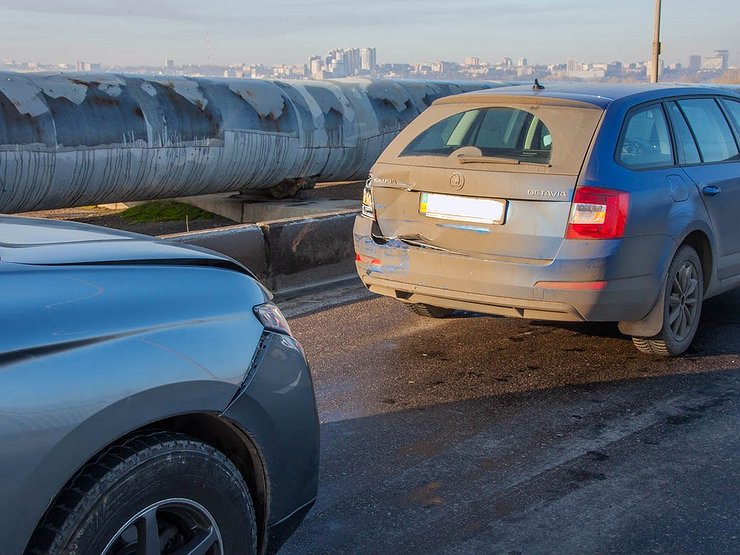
[{"xmin": 0, "ymin": 0, "xmax": 737, "ymax": 67}]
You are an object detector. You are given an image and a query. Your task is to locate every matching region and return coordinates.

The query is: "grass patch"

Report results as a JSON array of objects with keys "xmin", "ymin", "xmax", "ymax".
[{"xmin": 120, "ymin": 201, "xmax": 216, "ymax": 223}]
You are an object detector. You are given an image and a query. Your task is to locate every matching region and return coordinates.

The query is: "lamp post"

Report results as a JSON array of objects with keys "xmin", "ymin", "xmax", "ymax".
[{"xmin": 651, "ymin": 0, "xmax": 662, "ymax": 83}]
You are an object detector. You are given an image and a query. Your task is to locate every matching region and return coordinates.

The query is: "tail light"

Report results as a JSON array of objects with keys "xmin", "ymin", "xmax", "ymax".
[
  {"xmin": 361, "ymin": 178, "xmax": 375, "ymax": 220},
  {"xmin": 566, "ymin": 186, "xmax": 629, "ymax": 240}
]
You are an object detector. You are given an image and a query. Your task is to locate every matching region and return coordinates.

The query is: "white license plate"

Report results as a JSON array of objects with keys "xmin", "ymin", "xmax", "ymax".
[{"xmin": 419, "ymin": 192, "xmax": 507, "ymax": 225}]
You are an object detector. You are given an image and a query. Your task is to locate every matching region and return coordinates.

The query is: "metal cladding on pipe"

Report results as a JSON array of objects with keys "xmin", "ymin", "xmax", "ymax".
[{"xmin": 0, "ymin": 72, "xmax": 513, "ymax": 213}]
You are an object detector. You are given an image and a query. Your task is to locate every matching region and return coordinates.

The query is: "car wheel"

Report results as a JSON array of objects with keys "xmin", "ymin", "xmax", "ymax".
[
  {"xmin": 407, "ymin": 303, "xmax": 455, "ymax": 318},
  {"xmin": 26, "ymin": 431, "xmax": 257, "ymax": 555},
  {"xmin": 632, "ymin": 245, "xmax": 703, "ymax": 356}
]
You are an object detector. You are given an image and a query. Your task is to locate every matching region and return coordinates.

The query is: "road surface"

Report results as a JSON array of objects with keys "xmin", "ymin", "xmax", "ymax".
[{"xmin": 280, "ymin": 284, "xmax": 740, "ymax": 554}]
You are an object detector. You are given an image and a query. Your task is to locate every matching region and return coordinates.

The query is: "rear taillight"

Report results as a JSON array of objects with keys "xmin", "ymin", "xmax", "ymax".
[
  {"xmin": 361, "ymin": 178, "xmax": 375, "ymax": 220},
  {"xmin": 566, "ymin": 186, "xmax": 629, "ymax": 240}
]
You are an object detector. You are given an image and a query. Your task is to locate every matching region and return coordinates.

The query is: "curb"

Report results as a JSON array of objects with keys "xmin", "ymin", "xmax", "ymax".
[{"xmin": 162, "ymin": 209, "xmax": 359, "ymax": 294}]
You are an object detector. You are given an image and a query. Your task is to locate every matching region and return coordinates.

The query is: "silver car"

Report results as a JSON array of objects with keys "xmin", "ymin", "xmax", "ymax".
[{"xmin": 0, "ymin": 216, "xmax": 319, "ymax": 555}]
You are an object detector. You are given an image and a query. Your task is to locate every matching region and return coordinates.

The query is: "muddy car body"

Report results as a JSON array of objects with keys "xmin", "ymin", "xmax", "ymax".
[{"xmin": 354, "ymin": 84, "xmax": 740, "ymax": 355}]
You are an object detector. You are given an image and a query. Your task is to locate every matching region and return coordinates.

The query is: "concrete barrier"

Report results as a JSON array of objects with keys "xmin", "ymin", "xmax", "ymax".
[
  {"xmin": 162, "ymin": 209, "xmax": 359, "ymax": 294},
  {"xmin": 164, "ymin": 223, "xmax": 268, "ymax": 279},
  {"xmin": 260, "ymin": 211, "xmax": 358, "ymax": 293}
]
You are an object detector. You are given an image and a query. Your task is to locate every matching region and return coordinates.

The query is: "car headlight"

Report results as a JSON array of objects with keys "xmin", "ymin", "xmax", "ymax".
[
  {"xmin": 254, "ymin": 302, "xmax": 292, "ymax": 336},
  {"xmin": 361, "ymin": 178, "xmax": 375, "ymax": 220}
]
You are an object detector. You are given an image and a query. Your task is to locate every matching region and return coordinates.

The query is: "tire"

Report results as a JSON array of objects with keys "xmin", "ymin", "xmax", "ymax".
[
  {"xmin": 26, "ymin": 431, "xmax": 257, "ymax": 555},
  {"xmin": 632, "ymin": 245, "xmax": 703, "ymax": 356},
  {"xmin": 407, "ymin": 303, "xmax": 455, "ymax": 318}
]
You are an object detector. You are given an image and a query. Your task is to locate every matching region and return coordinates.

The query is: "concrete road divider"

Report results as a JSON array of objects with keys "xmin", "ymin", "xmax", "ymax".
[
  {"xmin": 165, "ymin": 223, "xmax": 268, "ymax": 278},
  {"xmin": 163, "ymin": 209, "xmax": 359, "ymax": 294}
]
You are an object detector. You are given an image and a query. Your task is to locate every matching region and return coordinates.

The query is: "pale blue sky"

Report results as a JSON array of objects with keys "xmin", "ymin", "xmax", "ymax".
[{"xmin": 0, "ymin": 0, "xmax": 737, "ymax": 67}]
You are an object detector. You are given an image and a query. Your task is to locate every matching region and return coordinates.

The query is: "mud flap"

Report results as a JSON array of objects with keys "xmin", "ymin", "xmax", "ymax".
[{"xmin": 618, "ymin": 281, "xmax": 666, "ymax": 338}]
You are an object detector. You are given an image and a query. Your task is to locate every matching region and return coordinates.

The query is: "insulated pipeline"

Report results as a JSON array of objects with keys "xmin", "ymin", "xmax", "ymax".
[{"xmin": 0, "ymin": 72, "xmax": 511, "ymax": 213}]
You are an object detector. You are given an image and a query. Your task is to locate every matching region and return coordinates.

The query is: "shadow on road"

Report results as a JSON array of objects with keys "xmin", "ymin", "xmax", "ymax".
[
  {"xmin": 282, "ymin": 370, "xmax": 739, "ymax": 554},
  {"xmin": 284, "ymin": 287, "xmax": 740, "ymax": 553},
  {"xmin": 454, "ymin": 288, "xmax": 740, "ymax": 358}
]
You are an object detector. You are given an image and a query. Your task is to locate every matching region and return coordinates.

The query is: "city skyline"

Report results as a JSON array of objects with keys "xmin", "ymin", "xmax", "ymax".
[{"xmin": 0, "ymin": 0, "xmax": 738, "ymax": 68}]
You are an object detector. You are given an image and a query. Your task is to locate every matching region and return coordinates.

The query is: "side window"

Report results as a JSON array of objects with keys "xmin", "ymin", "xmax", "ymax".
[
  {"xmin": 665, "ymin": 102, "xmax": 701, "ymax": 165},
  {"xmin": 677, "ymin": 98, "xmax": 739, "ymax": 163},
  {"xmin": 618, "ymin": 104, "xmax": 674, "ymax": 168},
  {"xmin": 720, "ymin": 98, "xmax": 740, "ymax": 136}
]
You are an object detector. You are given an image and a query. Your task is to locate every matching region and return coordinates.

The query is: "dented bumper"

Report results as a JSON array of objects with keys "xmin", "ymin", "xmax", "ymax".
[{"xmin": 353, "ymin": 216, "xmax": 676, "ymax": 323}]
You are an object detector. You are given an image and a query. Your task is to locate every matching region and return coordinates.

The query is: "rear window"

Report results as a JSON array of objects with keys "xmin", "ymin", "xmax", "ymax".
[
  {"xmin": 401, "ymin": 107, "xmax": 552, "ymax": 165},
  {"xmin": 677, "ymin": 98, "xmax": 739, "ymax": 163},
  {"xmin": 618, "ymin": 104, "xmax": 673, "ymax": 168}
]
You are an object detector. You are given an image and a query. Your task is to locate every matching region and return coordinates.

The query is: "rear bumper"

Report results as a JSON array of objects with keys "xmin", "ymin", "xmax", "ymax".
[{"xmin": 354, "ymin": 216, "xmax": 676, "ymax": 322}]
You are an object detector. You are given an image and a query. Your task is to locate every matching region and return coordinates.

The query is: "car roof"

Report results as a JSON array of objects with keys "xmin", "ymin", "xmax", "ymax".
[{"xmin": 434, "ymin": 82, "xmax": 740, "ymax": 109}]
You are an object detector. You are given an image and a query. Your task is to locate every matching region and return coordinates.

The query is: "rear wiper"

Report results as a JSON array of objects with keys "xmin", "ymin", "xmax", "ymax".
[{"xmin": 456, "ymin": 155, "xmax": 549, "ymax": 167}]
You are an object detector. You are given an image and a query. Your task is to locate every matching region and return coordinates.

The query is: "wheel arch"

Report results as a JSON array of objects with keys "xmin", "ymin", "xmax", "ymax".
[
  {"xmin": 22, "ymin": 410, "xmax": 270, "ymax": 555},
  {"xmin": 144, "ymin": 413, "xmax": 270, "ymax": 553},
  {"xmin": 618, "ymin": 226, "xmax": 713, "ymax": 338},
  {"xmin": 679, "ymin": 229, "xmax": 713, "ymax": 291}
]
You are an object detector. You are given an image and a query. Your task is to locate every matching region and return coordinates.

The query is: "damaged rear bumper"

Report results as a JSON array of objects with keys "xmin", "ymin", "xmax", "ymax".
[{"xmin": 353, "ymin": 216, "xmax": 675, "ymax": 323}]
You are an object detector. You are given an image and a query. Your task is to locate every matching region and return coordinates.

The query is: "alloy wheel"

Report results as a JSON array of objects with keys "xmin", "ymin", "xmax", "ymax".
[
  {"xmin": 102, "ymin": 498, "xmax": 223, "ymax": 555},
  {"xmin": 668, "ymin": 261, "xmax": 700, "ymax": 342}
]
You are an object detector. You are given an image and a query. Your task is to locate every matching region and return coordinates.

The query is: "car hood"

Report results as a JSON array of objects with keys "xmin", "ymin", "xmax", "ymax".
[{"xmin": 0, "ymin": 216, "xmax": 251, "ymax": 274}]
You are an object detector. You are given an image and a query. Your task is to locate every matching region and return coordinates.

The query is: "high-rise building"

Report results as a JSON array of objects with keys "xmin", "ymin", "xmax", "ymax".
[
  {"xmin": 360, "ymin": 47, "xmax": 377, "ymax": 72},
  {"xmin": 517, "ymin": 57, "xmax": 528, "ymax": 67},
  {"xmin": 75, "ymin": 61, "xmax": 100, "ymax": 72},
  {"xmin": 464, "ymin": 56, "xmax": 480, "ymax": 67},
  {"xmin": 165, "ymin": 59, "xmax": 175, "ymax": 70},
  {"xmin": 688, "ymin": 55, "xmax": 702, "ymax": 71},
  {"xmin": 309, "ymin": 55, "xmax": 323, "ymax": 79},
  {"xmin": 701, "ymin": 50, "xmax": 728, "ymax": 71},
  {"xmin": 714, "ymin": 49, "xmax": 729, "ymax": 70}
]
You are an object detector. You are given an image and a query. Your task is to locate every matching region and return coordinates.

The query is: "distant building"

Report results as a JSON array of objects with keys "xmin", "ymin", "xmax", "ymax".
[
  {"xmin": 464, "ymin": 56, "xmax": 480, "ymax": 67},
  {"xmin": 517, "ymin": 57, "xmax": 527, "ymax": 67},
  {"xmin": 75, "ymin": 61, "xmax": 101, "ymax": 72},
  {"xmin": 309, "ymin": 56, "xmax": 323, "ymax": 79},
  {"xmin": 360, "ymin": 47, "xmax": 377, "ymax": 72},
  {"xmin": 165, "ymin": 59, "xmax": 175, "ymax": 70},
  {"xmin": 688, "ymin": 55, "xmax": 702, "ymax": 71}
]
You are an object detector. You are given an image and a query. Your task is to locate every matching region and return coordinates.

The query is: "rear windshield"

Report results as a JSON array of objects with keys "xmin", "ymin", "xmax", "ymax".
[{"xmin": 401, "ymin": 107, "xmax": 553, "ymax": 164}]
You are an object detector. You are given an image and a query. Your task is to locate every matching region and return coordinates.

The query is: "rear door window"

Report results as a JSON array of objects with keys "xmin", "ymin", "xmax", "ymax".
[
  {"xmin": 720, "ymin": 98, "xmax": 740, "ymax": 135},
  {"xmin": 401, "ymin": 107, "xmax": 552, "ymax": 164},
  {"xmin": 618, "ymin": 104, "xmax": 674, "ymax": 168},
  {"xmin": 677, "ymin": 98, "xmax": 739, "ymax": 163},
  {"xmin": 665, "ymin": 102, "xmax": 701, "ymax": 165}
]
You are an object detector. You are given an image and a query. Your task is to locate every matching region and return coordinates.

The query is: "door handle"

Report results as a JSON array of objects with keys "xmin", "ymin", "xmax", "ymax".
[{"xmin": 702, "ymin": 185, "xmax": 721, "ymax": 196}]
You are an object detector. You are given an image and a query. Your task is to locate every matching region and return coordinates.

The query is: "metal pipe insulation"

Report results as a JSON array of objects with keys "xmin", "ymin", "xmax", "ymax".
[{"xmin": 0, "ymin": 72, "xmax": 511, "ymax": 213}]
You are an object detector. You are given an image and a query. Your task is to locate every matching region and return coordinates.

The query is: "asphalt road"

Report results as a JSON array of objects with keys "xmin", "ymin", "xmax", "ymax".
[{"xmin": 279, "ymin": 284, "xmax": 740, "ymax": 554}]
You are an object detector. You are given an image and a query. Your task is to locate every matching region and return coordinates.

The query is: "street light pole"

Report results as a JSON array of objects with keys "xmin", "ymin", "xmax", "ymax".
[{"xmin": 651, "ymin": 0, "xmax": 662, "ymax": 83}]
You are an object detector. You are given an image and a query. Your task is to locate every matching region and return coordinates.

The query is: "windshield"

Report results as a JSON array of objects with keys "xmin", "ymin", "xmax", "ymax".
[{"xmin": 400, "ymin": 107, "xmax": 553, "ymax": 164}]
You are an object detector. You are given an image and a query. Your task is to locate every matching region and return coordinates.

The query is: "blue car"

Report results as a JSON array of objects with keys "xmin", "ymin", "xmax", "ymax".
[
  {"xmin": 0, "ymin": 216, "xmax": 319, "ymax": 555},
  {"xmin": 354, "ymin": 83, "xmax": 740, "ymax": 355}
]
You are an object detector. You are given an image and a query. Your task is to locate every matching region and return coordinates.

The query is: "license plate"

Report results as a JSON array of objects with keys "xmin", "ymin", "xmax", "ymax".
[{"xmin": 419, "ymin": 192, "xmax": 507, "ymax": 225}]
